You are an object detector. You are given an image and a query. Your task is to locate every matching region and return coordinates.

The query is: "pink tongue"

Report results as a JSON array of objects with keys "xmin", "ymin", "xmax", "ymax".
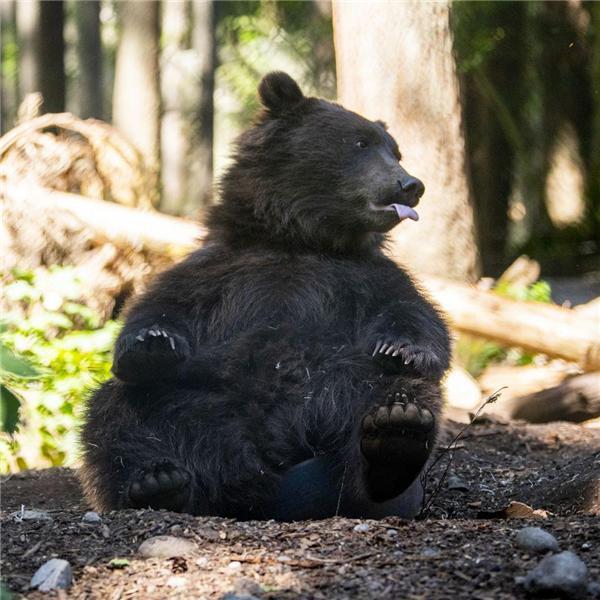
[{"xmin": 389, "ymin": 203, "xmax": 419, "ymax": 222}]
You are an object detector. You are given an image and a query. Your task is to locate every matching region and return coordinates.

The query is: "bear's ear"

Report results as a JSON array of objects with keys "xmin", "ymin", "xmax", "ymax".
[{"xmin": 258, "ymin": 72, "xmax": 304, "ymax": 115}]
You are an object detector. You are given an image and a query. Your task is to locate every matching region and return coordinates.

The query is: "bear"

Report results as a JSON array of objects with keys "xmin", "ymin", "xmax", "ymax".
[{"xmin": 80, "ymin": 72, "xmax": 451, "ymax": 520}]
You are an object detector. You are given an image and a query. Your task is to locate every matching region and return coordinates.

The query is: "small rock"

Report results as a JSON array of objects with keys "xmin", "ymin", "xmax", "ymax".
[
  {"xmin": 11, "ymin": 508, "xmax": 52, "ymax": 522},
  {"xmin": 353, "ymin": 523, "xmax": 370, "ymax": 533},
  {"xmin": 581, "ymin": 542, "xmax": 592, "ymax": 551},
  {"xmin": 421, "ymin": 547, "xmax": 440, "ymax": 558},
  {"xmin": 233, "ymin": 578, "xmax": 263, "ymax": 597},
  {"xmin": 221, "ymin": 595, "xmax": 260, "ymax": 600},
  {"xmin": 138, "ymin": 535, "xmax": 195, "ymax": 558},
  {"xmin": 227, "ymin": 561, "xmax": 242, "ymax": 572},
  {"xmin": 82, "ymin": 511, "xmax": 101, "ymax": 524},
  {"xmin": 166, "ymin": 576, "xmax": 187, "ymax": 588},
  {"xmin": 522, "ymin": 551, "xmax": 588, "ymax": 598},
  {"xmin": 447, "ymin": 475, "xmax": 469, "ymax": 492},
  {"xmin": 387, "ymin": 529, "xmax": 399, "ymax": 537},
  {"xmin": 30, "ymin": 559, "xmax": 72, "ymax": 592},
  {"xmin": 515, "ymin": 527, "xmax": 559, "ymax": 554},
  {"xmin": 195, "ymin": 557, "xmax": 210, "ymax": 568}
]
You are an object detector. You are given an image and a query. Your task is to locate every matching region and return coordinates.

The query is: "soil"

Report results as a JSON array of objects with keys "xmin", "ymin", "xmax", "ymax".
[{"xmin": 2, "ymin": 418, "xmax": 599, "ymax": 599}]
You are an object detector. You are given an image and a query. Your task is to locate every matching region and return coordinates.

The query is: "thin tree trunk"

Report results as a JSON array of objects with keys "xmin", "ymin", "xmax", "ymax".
[
  {"xmin": 113, "ymin": 0, "xmax": 161, "ymax": 205},
  {"xmin": 76, "ymin": 0, "xmax": 102, "ymax": 119},
  {"xmin": 16, "ymin": 0, "xmax": 40, "ymax": 102},
  {"xmin": 1, "ymin": 0, "xmax": 19, "ymax": 133},
  {"xmin": 333, "ymin": 0, "xmax": 480, "ymax": 281},
  {"xmin": 39, "ymin": 0, "xmax": 65, "ymax": 113},
  {"xmin": 160, "ymin": 0, "xmax": 191, "ymax": 215},
  {"xmin": 188, "ymin": 0, "xmax": 216, "ymax": 212}
]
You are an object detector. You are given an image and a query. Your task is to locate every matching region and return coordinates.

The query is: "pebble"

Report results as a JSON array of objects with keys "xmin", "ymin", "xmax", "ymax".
[
  {"xmin": 11, "ymin": 508, "xmax": 52, "ymax": 522},
  {"xmin": 522, "ymin": 551, "xmax": 588, "ymax": 598},
  {"xmin": 421, "ymin": 547, "xmax": 440, "ymax": 558},
  {"xmin": 353, "ymin": 523, "xmax": 370, "ymax": 533},
  {"xmin": 447, "ymin": 475, "xmax": 470, "ymax": 492},
  {"xmin": 515, "ymin": 527, "xmax": 559, "ymax": 554},
  {"xmin": 386, "ymin": 529, "xmax": 399, "ymax": 537},
  {"xmin": 233, "ymin": 578, "xmax": 263, "ymax": 597},
  {"xmin": 30, "ymin": 559, "xmax": 72, "ymax": 592},
  {"xmin": 227, "ymin": 561, "xmax": 242, "ymax": 572},
  {"xmin": 221, "ymin": 595, "xmax": 260, "ymax": 600},
  {"xmin": 138, "ymin": 535, "xmax": 196, "ymax": 558},
  {"xmin": 82, "ymin": 511, "xmax": 102, "ymax": 524}
]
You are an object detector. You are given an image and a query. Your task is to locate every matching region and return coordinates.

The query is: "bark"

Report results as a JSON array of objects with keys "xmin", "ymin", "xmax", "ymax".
[
  {"xmin": 0, "ymin": 0, "xmax": 19, "ymax": 133},
  {"xmin": 16, "ymin": 0, "xmax": 40, "ymax": 102},
  {"xmin": 490, "ymin": 373, "xmax": 600, "ymax": 424},
  {"xmin": 76, "ymin": 0, "xmax": 103, "ymax": 119},
  {"xmin": 113, "ymin": 0, "xmax": 161, "ymax": 204},
  {"xmin": 189, "ymin": 0, "xmax": 216, "ymax": 212},
  {"xmin": 39, "ymin": 0, "xmax": 65, "ymax": 113},
  {"xmin": 332, "ymin": 0, "xmax": 480, "ymax": 281}
]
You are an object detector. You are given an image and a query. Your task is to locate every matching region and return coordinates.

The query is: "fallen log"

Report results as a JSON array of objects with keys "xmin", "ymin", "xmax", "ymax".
[
  {"xmin": 486, "ymin": 372, "xmax": 600, "ymax": 424},
  {"xmin": 3, "ymin": 184, "xmax": 599, "ymax": 370}
]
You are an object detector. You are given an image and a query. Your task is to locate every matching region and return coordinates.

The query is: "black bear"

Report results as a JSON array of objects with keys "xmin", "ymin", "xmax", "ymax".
[{"xmin": 80, "ymin": 72, "xmax": 451, "ymax": 520}]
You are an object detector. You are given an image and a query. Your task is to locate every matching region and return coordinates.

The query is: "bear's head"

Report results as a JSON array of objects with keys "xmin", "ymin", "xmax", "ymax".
[{"xmin": 210, "ymin": 72, "xmax": 425, "ymax": 254}]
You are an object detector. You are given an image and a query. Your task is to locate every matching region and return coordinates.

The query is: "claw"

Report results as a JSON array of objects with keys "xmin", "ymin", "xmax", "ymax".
[
  {"xmin": 404, "ymin": 357, "xmax": 412, "ymax": 365},
  {"xmin": 379, "ymin": 343, "xmax": 389, "ymax": 354},
  {"xmin": 373, "ymin": 340, "xmax": 383, "ymax": 356},
  {"xmin": 148, "ymin": 329, "xmax": 158, "ymax": 337},
  {"xmin": 136, "ymin": 334, "xmax": 145, "ymax": 342},
  {"xmin": 385, "ymin": 345, "xmax": 396, "ymax": 355},
  {"xmin": 392, "ymin": 348, "xmax": 401, "ymax": 357},
  {"xmin": 169, "ymin": 337, "xmax": 176, "ymax": 350}
]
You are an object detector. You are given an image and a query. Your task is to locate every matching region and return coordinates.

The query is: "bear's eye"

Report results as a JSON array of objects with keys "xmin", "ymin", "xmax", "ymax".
[{"xmin": 355, "ymin": 140, "xmax": 369, "ymax": 149}]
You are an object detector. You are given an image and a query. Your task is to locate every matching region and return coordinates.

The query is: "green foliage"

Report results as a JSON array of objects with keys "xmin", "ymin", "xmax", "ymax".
[
  {"xmin": 457, "ymin": 279, "xmax": 552, "ymax": 377},
  {"xmin": 216, "ymin": 0, "xmax": 335, "ymax": 126},
  {"xmin": 0, "ymin": 267, "xmax": 119, "ymax": 473}
]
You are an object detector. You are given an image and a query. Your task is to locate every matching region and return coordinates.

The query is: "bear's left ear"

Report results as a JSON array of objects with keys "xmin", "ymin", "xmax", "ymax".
[{"xmin": 258, "ymin": 72, "xmax": 304, "ymax": 115}]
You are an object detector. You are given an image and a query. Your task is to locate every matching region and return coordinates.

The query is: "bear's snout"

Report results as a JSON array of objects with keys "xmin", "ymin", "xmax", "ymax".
[{"xmin": 397, "ymin": 175, "xmax": 425, "ymax": 208}]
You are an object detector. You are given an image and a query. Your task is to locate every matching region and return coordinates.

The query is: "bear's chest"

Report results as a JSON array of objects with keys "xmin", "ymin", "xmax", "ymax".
[{"xmin": 202, "ymin": 258, "xmax": 373, "ymax": 338}]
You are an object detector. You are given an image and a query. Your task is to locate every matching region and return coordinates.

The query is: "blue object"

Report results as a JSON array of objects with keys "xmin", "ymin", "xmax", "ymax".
[{"xmin": 259, "ymin": 454, "xmax": 424, "ymax": 521}]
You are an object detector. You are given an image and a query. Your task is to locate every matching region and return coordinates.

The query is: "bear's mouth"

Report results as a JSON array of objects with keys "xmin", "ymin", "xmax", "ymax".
[{"xmin": 369, "ymin": 201, "xmax": 419, "ymax": 222}]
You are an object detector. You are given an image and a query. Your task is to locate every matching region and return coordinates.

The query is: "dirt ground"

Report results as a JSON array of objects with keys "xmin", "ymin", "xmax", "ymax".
[{"xmin": 2, "ymin": 418, "xmax": 599, "ymax": 599}]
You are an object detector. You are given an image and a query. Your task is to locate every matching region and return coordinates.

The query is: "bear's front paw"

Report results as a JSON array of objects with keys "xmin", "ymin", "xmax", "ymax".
[
  {"xmin": 372, "ymin": 338, "xmax": 443, "ymax": 379},
  {"xmin": 127, "ymin": 460, "xmax": 192, "ymax": 512},
  {"xmin": 113, "ymin": 325, "xmax": 191, "ymax": 384}
]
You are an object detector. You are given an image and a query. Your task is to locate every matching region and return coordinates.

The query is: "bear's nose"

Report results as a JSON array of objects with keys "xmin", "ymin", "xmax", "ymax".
[{"xmin": 398, "ymin": 176, "xmax": 425, "ymax": 207}]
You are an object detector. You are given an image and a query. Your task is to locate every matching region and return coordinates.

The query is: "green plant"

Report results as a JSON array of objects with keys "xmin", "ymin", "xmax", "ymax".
[
  {"xmin": 456, "ymin": 279, "xmax": 552, "ymax": 377},
  {"xmin": 0, "ymin": 267, "xmax": 119, "ymax": 473}
]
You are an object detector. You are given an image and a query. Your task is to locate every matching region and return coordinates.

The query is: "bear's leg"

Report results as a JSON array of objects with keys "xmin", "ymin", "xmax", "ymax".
[
  {"xmin": 360, "ymin": 385, "xmax": 438, "ymax": 502},
  {"xmin": 80, "ymin": 381, "xmax": 201, "ymax": 513}
]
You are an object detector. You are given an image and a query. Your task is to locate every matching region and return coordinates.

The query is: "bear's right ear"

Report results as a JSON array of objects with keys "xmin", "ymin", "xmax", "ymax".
[{"xmin": 258, "ymin": 72, "xmax": 304, "ymax": 115}]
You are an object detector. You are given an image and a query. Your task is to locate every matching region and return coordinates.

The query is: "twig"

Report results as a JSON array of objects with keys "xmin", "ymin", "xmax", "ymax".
[{"xmin": 418, "ymin": 387, "xmax": 507, "ymax": 516}]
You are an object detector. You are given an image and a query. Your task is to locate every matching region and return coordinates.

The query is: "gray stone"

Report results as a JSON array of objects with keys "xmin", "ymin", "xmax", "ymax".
[
  {"xmin": 523, "ymin": 551, "xmax": 588, "ymax": 598},
  {"xmin": 353, "ymin": 523, "xmax": 370, "ymax": 533},
  {"xmin": 138, "ymin": 535, "xmax": 196, "ymax": 558},
  {"xmin": 11, "ymin": 508, "xmax": 52, "ymax": 522},
  {"xmin": 515, "ymin": 527, "xmax": 559, "ymax": 554},
  {"xmin": 30, "ymin": 559, "xmax": 72, "ymax": 592},
  {"xmin": 82, "ymin": 511, "xmax": 102, "ymax": 524},
  {"xmin": 588, "ymin": 581, "xmax": 600, "ymax": 599},
  {"xmin": 447, "ymin": 475, "xmax": 469, "ymax": 492},
  {"xmin": 221, "ymin": 595, "xmax": 260, "ymax": 600}
]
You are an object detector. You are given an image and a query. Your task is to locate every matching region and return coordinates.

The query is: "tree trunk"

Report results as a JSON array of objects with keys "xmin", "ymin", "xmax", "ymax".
[
  {"xmin": 39, "ymin": 0, "xmax": 65, "ymax": 114},
  {"xmin": 113, "ymin": 0, "xmax": 161, "ymax": 205},
  {"xmin": 160, "ymin": 0, "xmax": 191, "ymax": 216},
  {"xmin": 16, "ymin": 0, "xmax": 40, "ymax": 102},
  {"xmin": 76, "ymin": 0, "xmax": 102, "ymax": 119},
  {"xmin": 0, "ymin": 0, "xmax": 19, "ymax": 133},
  {"xmin": 333, "ymin": 0, "xmax": 480, "ymax": 281},
  {"xmin": 189, "ymin": 0, "xmax": 216, "ymax": 212}
]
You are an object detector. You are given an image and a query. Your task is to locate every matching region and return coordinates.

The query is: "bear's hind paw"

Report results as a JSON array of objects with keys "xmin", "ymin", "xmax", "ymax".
[{"xmin": 127, "ymin": 461, "xmax": 191, "ymax": 512}]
